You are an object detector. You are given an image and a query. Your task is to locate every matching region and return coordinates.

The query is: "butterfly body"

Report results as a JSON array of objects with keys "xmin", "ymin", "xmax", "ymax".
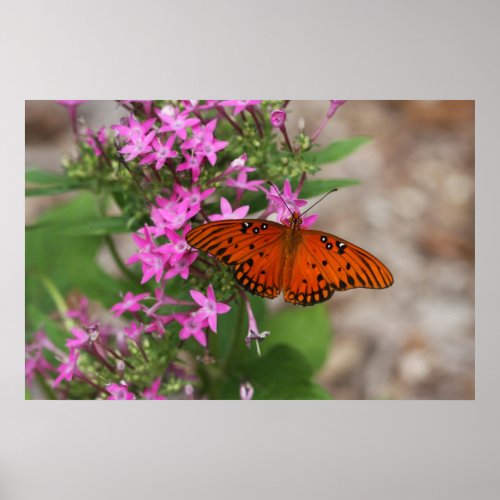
[{"xmin": 186, "ymin": 212, "xmax": 393, "ymax": 306}]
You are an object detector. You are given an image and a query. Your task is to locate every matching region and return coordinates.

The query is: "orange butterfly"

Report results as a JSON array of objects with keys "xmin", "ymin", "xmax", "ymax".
[{"xmin": 186, "ymin": 203, "xmax": 393, "ymax": 307}]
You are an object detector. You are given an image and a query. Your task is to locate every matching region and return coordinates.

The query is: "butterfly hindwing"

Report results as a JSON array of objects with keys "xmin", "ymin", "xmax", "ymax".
[{"xmin": 186, "ymin": 219, "xmax": 285, "ymax": 299}]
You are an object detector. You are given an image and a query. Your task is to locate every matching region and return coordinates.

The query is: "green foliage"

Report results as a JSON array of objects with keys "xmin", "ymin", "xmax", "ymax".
[
  {"xmin": 260, "ymin": 303, "xmax": 332, "ymax": 372},
  {"xmin": 304, "ymin": 136, "xmax": 371, "ymax": 165},
  {"xmin": 25, "ymin": 192, "xmax": 132, "ymax": 327}
]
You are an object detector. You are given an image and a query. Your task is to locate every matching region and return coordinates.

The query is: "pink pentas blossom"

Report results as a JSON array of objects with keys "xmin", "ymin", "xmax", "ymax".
[
  {"xmin": 176, "ymin": 312, "xmax": 209, "ymax": 347},
  {"xmin": 106, "ymin": 382, "xmax": 136, "ymax": 400},
  {"xmin": 163, "ymin": 251, "xmax": 198, "ymax": 280},
  {"xmin": 25, "ymin": 333, "xmax": 56, "ymax": 387},
  {"xmin": 143, "ymin": 313, "xmax": 174, "ymax": 336},
  {"xmin": 219, "ymin": 100, "xmax": 262, "ymax": 115},
  {"xmin": 66, "ymin": 327, "xmax": 91, "ymax": 349},
  {"xmin": 226, "ymin": 172, "xmax": 265, "ymax": 192},
  {"xmin": 112, "ymin": 114, "xmax": 156, "ymax": 142},
  {"xmin": 124, "ymin": 322, "xmax": 143, "ymax": 343},
  {"xmin": 222, "ymin": 153, "xmax": 256, "ymax": 177},
  {"xmin": 119, "ymin": 130, "xmax": 155, "ymax": 162},
  {"xmin": 208, "ymin": 197, "xmax": 249, "ymax": 221},
  {"xmin": 53, "ymin": 349, "xmax": 80, "ymax": 388},
  {"xmin": 190, "ymin": 285, "xmax": 231, "ymax": 333},
  {"xmin": 158, "ymin": 108, "xmax": 200, "ymax": 140},
  {"xmin": 111, "ymin": 292, "xmax": 150, "ymax": 317},
  {"xmin": 176, "ymin": 152, "xmax": 203, "ymax": 182},
  {"xmin": 158, "ymin": 224, "xmax": 192, "ymax": 265},
  {"xmin": 266, "ymin": 179, "xmax": 307, "ymax": 223},
  {"xmin": 175, "ymin": 184, "xmax": 215, "ymax": 212},
  {"xmin": 244, "ymin": 299, "xmax": 270, "ymax": 353},
  {"xmin": 137, "ymin": 249, "xmax": 169, "ymax": 284},
  {"xmin": 182, "ymin": 118, "xmax": 217, "ymax": 151},
  {"xmin": 139, "ymin": 134, "xmax": 178, "ymax": 170},
  {"xmin": 142, "ymin": 378, "xmax": 167, "ymax": 400},
  {"xmin": 327, "ymin": 100, "xmax": 347, "ymax": 118},
  {"xmin": 127, "ymin": 225, "xmax": 156, "ymax": 264},
  {"xmin": 193, "ymin": 131, "xmax": 228, "ymax": 166},
  {"xmin": 56, "ymin": 100, "xmax": 86, "ymax": 107},
  {"xmin": 157, "ymin": 198, "xmax": 195, "ymax": 232}
]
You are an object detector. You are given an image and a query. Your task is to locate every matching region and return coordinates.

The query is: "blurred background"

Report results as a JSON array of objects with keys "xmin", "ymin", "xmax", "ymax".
[{"xmin": 25, "ymin": 100, "xmax": 475, "ymax": 399}]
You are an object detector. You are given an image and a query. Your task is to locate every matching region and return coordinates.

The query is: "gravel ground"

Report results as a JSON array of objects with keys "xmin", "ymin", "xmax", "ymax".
[{"xmin": 25, "ymin": 100, "xmax": 475, "ymax": 399}]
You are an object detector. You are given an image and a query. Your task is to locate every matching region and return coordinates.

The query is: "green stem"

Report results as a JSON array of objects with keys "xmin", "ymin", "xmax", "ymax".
[
  {"xmin": 39, "ymin": 274, "xmax": 75, "ymax": 331},
  {"xmin": 222, "ymin": 296, "xmax": 246, "ymax": 371},
  {"xmin": 104, "ymin": 235, "xmax": 139, "ymax": 284}
]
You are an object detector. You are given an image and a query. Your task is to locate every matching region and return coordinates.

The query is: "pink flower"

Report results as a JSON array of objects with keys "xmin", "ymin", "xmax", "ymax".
[
  {"xmin": 244, "ymin": 299, "xmax": 270, "ymax": 354},
  {"xmin": 112, "ymin": 114, "xmax": 156, "ymax": 142},
  {"xmin": 176, "ymin": 312, "xmax": 209, "ymax": 347},
  {"xmin": 226, "ymin": 172, "xmax": 265, "ymax": 193},
  {"xmin": 143, "ymin": 314, "xmax": 174, "ymax": 336},
  {"xmin": 158, "ymin": 108, "xmax": 200, "ymax": 140},
  {"xmin": 139, "ymin": 134, "xmax": 178, "ymax": 170},
  {"xmin": 158, "ymin": 224, "xmax": 192, "ymax": 265},
  {"xmin": 208, "ymin": 197, "xmax": 249, "ymax": 221},
  {"xmin": 266, "ymin": 179, "xmax": 319, "ymax": 227},
  {"xmin": 190, "ymin": 285, "xmax": 231, "ymax": 333},
  {"xmin": 137, "ymin": 249, "xmax": 169, "ymax": 284},
  {"xmin": 240, "ymin": 382, "xmax": 254, "ymax": 400},
  {"xmin": 56, "ymin": 100, "xmax": 86, "ymax": 134},
  {"xmin": 220, "ymin": 100, "xmax": 261, "ymax": 115},
  {"xmin": 142, "ymin": 378, "xmax": 167, "ymax": 400},
  {"xmin": 222, "ymin": 153, "xmax": 256, "ymax": 177},
  {"xmin": 119, "ymin": 130, "xmax": 155, "ymax": 162},
  {"xmin": 106, "ymin": 382, "xmax": 136, "ymax": 400},
  {"xmin": 194, "ymin": 132, "xmax": 228, "ymax": 166},
  {"xmin": 270, "ymin": 109, "xmax": 286, "ymax": 127},
  {"xmin": 111, "ymin": 292, "xmax": 150, "ymax": 317},
  {"xmin": 327, "ymin": 100, "xmax": 347, "ymax": 118},
  {"xmin": 176, "ymin": 153, "xmax": 203, "ymax": 182},
  {"xmin": 53, "ymin": 349, "xmax": 80, "ymax": 388},
  {"xmin": 127, "ymin": 225, "xmax": 156, "ymax": 264},
  {"xmin": 124, "ymin": 322, "xmax": 143, "ymax": 343},
  {"xmin": 163, "ymin": 251, "xmax": 198, "ymax": 280},
  {"xmin": 182, "ymin": 119, "xmax": 217, "ymax": 151},
  {"xmin": 66, "ymin": 327, "xmax": 91, "ymax": 349},
  {"xmin": 25, "ymin": 333, "xmax": 56, "ymax": 387}
]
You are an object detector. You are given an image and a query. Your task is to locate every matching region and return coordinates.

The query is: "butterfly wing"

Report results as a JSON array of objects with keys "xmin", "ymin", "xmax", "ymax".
[
  {"xmin": 186, "ymin": 219, "xmax": 285, "ymax": 299},
  {"xmin": 283, "ymin": 229, "xmax": 394, "ymax": 306}
]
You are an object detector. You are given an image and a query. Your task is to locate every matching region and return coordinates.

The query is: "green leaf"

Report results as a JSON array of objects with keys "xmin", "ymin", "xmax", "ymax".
[
  {"xmin": 304, "ymin": 136, "xmax": 371, "ymax": 165},
  {"xmin": 26, "ymin": 192, "xmax": 129, "ymax": 315},
  {"xmin": 25, "ymin": 168, "xmax": 82, "ymax": 196},
  {"xmin": 58, "ymin": 217, "xmax": 129, "ymax": 236},
  {"xmin": 238, "ymin": 345, "xmax": 332, "ymax": 400},
  {"xmin": 299, "ymin": 178, "xmax": 360, "ymax": 198},
  {"xmin": 260, "ymin": 303, "xmax": 332, "ymax": 372},
  {"xmin": 26, "ymin": 185, "xmax": 81, "ymax": 197},
  {"xmin": 26, "ymin": 168, "xmax": 67, "ymax": 185}
]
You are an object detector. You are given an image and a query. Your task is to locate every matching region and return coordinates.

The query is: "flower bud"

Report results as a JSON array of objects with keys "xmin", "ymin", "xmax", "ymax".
[{"xmin": 270, "ymin": 108, "xmax": 286, "ymax": 128}]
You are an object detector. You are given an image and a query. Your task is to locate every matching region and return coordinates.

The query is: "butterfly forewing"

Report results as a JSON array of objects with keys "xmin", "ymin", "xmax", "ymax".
[
  {"xmin": 186, "ymin": 219, "xmax": 285, "ymax": 298},
  {"xmin": 302, "ymin": 230, "xmax": 393, "ymax": 289}
]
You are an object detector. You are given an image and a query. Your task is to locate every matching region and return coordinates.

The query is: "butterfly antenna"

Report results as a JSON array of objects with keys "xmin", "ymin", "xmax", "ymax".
[
  {"xmin": 300, "ymin": 188, "xmax": 338, "ymax": 217},
  {"xmin": 267, "ymin": 181, "xmax": 294, "ymax": 216}
]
